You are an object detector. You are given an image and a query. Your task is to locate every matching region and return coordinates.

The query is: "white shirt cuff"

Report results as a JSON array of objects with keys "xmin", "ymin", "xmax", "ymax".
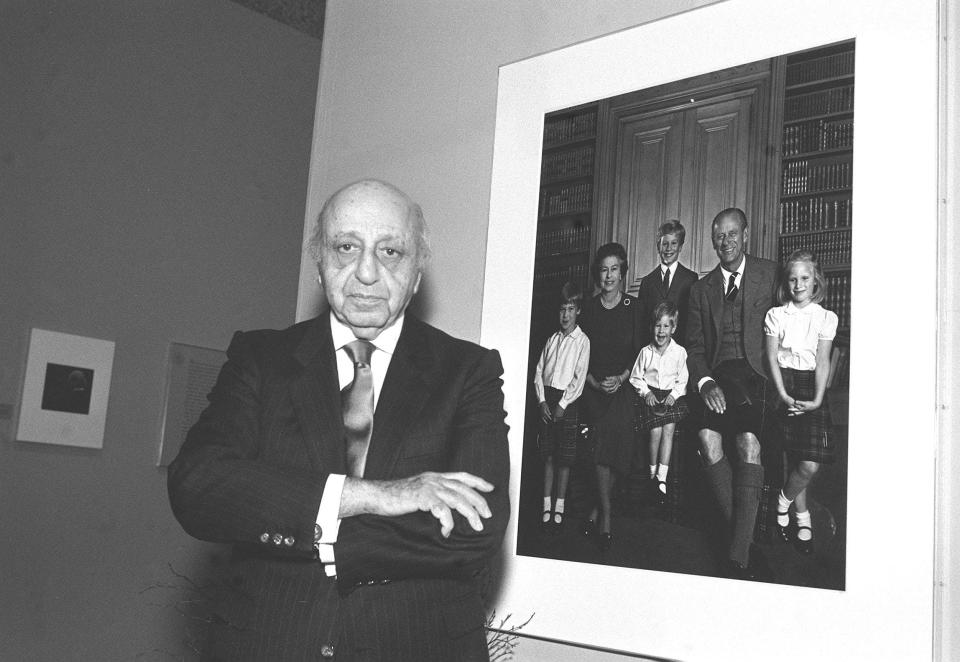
[
  {"xmin": 315, "ymin": 473, "xmax": 345, "ymax": 576},
  {"xmin": 697, "ymin": 376, "xmax": 715, "ymax": 391}
]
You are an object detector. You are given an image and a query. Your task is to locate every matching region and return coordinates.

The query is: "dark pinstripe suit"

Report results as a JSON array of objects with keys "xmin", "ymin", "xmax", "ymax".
[{"xmin": 168, "ymin": 313, "xmax": 510, "ymax": 661}]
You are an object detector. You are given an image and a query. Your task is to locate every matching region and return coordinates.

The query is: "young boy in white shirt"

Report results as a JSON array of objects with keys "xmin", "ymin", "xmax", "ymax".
[
  {"xmin": 534, "ymin": 282, "xmax": 590, "ymax": 532},
  {"xmin": 629, "ymin": 301, "xmax": 689, "ymax": 502}
]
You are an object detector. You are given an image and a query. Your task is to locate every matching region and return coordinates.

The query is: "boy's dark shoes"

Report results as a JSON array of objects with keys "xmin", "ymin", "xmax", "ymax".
[{"xmin": 551, "ymin": 512, "xmax": 565, "ymax": 534}]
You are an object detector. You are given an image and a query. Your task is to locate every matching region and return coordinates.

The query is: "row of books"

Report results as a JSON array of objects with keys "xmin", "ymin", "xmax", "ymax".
[
  {"xmin": 780, "ymin": 197, "xmax": 852, "ymax": 234},
  {"xmin": 539, "ymin": 182, "xmax": 592, "ymax": 218},
  {"xmin": 786, "ymin": 50, "xmax": 855, "ymax": 86},
  {"xmin": 778, "ymin": 229, "xmax": 852, "ymax": 267},
  {"xmin": 541, "ymin": 145, "xmax": 594, "ymax": 181},
  {"xmin": 784, "ymin": 84, "xmax": 854, "ymax": 121},
  {"xmin": 543, "ymin": 111, "xmax": 597, "ymax": 147},
  {"xmin": 533, "ymin": 264, "xmax": 588, "ymax": 295},
  {"xmin": 823, "ymin": 272, "xmax": 851, "ymax": 332},
  {"xmin": 536, "ymin": 225, "xmax": 591, "ymax": 258},
  {"xmin": 781, "ymin": 160, "xmax": 852, "ymax": 196},
  {"xmin": 782, "ymin": 118, "xmax": 854, "ymax": 156}
]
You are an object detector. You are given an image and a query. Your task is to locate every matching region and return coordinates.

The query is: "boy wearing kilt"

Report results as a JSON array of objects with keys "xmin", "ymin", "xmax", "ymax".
[{"xmin": 534, "ymin": 282, "xmax": 590, "ymax": 532}]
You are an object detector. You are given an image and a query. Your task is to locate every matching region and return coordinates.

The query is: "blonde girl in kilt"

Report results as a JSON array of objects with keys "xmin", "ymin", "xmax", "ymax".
[{"xmin": 763, "ymin": 250, "xmax": 838, "ymax": 554}]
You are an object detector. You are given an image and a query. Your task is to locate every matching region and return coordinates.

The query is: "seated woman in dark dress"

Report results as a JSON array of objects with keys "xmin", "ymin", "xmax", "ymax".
[{"xmin": 579, "ymin": 242, "xmax": 643, "ymax": 551}]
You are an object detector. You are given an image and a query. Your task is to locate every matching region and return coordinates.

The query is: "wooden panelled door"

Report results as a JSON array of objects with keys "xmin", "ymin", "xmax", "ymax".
[{"xmin": 593, "ymin": 59, "xmax": 777, "ymax": 292}]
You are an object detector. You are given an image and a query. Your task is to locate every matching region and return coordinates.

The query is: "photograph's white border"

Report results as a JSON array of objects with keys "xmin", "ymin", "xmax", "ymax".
[
  {"xmin": 15, "ymin": 328, "xmax": 115, "ymax": 450},
  {"xmin": 481, "ymin": 0, "xmax": 939, "ymax": 659}
]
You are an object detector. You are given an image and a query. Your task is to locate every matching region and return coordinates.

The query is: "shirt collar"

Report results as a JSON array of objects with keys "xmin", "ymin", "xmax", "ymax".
[
  {"xmin": 660, "ymin": 262, "xmax": 676, "ymax": 276},
  {"xmin": 784, "ymin": 301, "xmax": 821, "ymax": 315},
  {"xmin": 329, "ymin": 312, "xmax": 404, "ymax": 356},
  {"xmin": 720, "ymin": 256, "xmax": 746, "ymax": 282},
  {"xmin": 649, "ymin": 338, "xmax": 676, "ymax": 352},
  {"xmin": 559, "ymin": 325, "xmax": 584, "ymax": 340}
]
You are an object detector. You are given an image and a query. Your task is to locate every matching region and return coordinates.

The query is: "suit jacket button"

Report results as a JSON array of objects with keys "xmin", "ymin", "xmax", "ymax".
[
  {"xmin": 272, "ymin": 533, "xmax": 283, "ymax": 546},
  {"xmin": 320, "ymin": 644, "xmax": 335, "ymax": 658},
  {"xmin": 259, "ymin": 532, "xmax": 270, "ymax": 544},
  {"xmin": 283, "ymin": 536, "xmax": 295, "ymax": 547},
  {"xmin": 314, "ymin": 523, "xmax": 323, "ymax": 542}
]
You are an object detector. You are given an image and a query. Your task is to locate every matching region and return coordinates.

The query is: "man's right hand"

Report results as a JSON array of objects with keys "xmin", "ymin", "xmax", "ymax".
[
  {"xmin": 340, "ymin": 472, "xmax": 494, "ymax": 538},
  {"xmin": 700, "ymin": 379, "xmax": 727, "ymax": 414}
]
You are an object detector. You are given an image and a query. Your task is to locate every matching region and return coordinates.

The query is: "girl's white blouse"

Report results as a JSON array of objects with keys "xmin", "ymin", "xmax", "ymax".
[{"xmin": 763, "ymin": 302, "xmax": 838, "ymax": 370}]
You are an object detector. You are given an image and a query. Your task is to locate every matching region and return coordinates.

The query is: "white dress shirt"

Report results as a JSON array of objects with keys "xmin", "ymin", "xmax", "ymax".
[
  {"xmin": 763, "ymin": 302, "xmax": 838, "ymax": 370},
  {"xmin": 629, "ymin": 338, "xmax": 689, "ymax": 400},
  {"xmin": 533, "ymin": 325, "xmax": 590, "ymax": 410},
  {"xmin": 315, "ymin": 312, "xmax": 405, "ymax": 576}
]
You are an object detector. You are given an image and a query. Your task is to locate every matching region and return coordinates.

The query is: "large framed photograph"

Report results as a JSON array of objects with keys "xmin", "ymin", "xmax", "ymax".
[
  {"xmin": 481, "ymin": 0, "xmax": 938, "ymax": 659},
  {"xmin": 15, "ymin": 328, "xmax": 116, "ymax": 449}
]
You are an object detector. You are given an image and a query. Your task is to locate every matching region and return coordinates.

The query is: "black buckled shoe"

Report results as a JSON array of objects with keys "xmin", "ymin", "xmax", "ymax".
[
  {"xmin": 793, "ymin": 526, "xmax": 814, "ymax": 555},
  {"xmin": 776, "ymin": 512, "xmax": 792, "ymax": 543}
]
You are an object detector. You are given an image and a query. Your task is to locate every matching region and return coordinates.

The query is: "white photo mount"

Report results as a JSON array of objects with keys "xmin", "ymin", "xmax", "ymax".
[{"xmin": 481, "ymin": 0, "xmax": 939, "ymax": 660}]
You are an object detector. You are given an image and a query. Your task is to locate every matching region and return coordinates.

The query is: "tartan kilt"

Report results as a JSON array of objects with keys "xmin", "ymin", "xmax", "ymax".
[
  {"xmin": 778, "ymin": 368, "xmax": 835, "ymax": 464},
  {"xmin": 537, "ymin": 386, "xmax": 580, "ymax": 466},
  {"xmin": 636, "ymin": 387, "xmax": 688, "ymax": 432}
]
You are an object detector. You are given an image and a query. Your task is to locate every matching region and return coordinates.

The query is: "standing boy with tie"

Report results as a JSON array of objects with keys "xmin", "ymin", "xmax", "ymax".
[{"xmin": 636, "ymin": 220, "xmax": 698, "ymax": 347}]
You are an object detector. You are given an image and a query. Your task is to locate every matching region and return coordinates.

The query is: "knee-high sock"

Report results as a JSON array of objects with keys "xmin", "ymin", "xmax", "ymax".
[
  {"xmin": 730, "ymin": 462, "xmax": 765, "ymax": 565},
  {"xmin": 703, "ymin": 456, "xmax": 733, "ymax": 524}
]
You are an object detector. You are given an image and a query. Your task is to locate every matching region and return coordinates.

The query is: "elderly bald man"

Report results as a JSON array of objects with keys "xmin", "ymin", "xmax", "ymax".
[{"xmin": 169, "ymin": 180, "xmax": 510, "ymax": 661}]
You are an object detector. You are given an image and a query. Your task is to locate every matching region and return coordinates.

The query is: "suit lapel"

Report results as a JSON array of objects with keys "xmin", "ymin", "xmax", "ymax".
[
  {"xmin": 289, "ymin": 315, "xmax": 347, "ymax": 474},
  {"xmin": 706, "ymin": 266, "xmax": 725, "ymax": 342},
  {"xmin": 363, "ymin": 317, "xmax": 437, "ymax": 480}
]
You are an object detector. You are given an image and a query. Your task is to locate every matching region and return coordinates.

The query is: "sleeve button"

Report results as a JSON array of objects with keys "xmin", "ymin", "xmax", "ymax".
[
  {"xmin": 283, "ymin": 536, "xmax": 295, "ymax": 547},
  {"xmin": 259, "ymin": 532, "xmax": 270, "ymax": 544},
  {"xmin": 272, "ymin": 533, "xmax": 283, "ymax": 546}
]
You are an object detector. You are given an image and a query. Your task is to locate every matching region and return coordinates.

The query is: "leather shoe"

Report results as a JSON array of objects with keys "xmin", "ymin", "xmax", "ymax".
[
  {"xmin": 793, "ymin": 526, "xmax": 814, "ymax": 555},
  {"xmin": 723, "ymin": 559, "xmax": 757, "ymax": 581},
  {"xmin": 775, "ymin": 513, "xmax": 792, "ymax": 543},
  {"xmin": 597, "ymin": 532, "xmax": 613, "ymax": 553},
  {"xmin": 581, "ymin": 518, "xmax": 596, "ymax": 538},
  {"xmin": 747, "ymin": 544, "xmax": 775, "ymax": 582},
  {"xmin": 551, "ymin": 511, "xmax": 565, "ymax": 534}
]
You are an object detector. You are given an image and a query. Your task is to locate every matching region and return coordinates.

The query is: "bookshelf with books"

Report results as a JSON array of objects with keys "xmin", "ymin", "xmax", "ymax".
[
  {"xmin": 531, "ymin": 103, "xmax": 599, "ymax": 340},
  {"xmin": 778, "ymin": 42, "xmax": 854, "ymax": 339}
]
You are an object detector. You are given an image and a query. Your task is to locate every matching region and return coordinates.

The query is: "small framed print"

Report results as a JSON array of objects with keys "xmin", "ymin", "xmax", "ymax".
[{"xmin": 16, "ymin": 328, "xmax": 116, "ymax": 449}]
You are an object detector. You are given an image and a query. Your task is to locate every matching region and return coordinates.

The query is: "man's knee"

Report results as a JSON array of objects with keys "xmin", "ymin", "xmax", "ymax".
[
  {"xmin": 735, "ymin": 433, "xmax": 761, "ymax": 464},
  {"xmin": 698, "ymin": 429, "xmax": 724, "ymax": 464}
]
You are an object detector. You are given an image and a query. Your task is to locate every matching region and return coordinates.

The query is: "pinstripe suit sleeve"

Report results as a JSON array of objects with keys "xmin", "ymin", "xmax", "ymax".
[
  {"xmin": 167, "ymin": 330, "xmax": 328, "ymax": 559},
  {"xmin": 334, "ymin": 347, "xmax": 510, "ymax": 588}
]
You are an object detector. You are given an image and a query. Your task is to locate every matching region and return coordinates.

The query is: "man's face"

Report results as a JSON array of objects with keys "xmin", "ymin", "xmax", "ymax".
[
  {"xmin": 711, "ymin": 214, "xmax": 749, "ymax": 271},
  {"xmin": 658, "ymin": 232, "xmax": 682, "ymax": 267},
  {"xmin": 319, "ymin": 185, "xmax": 422, "ymax": 340}
]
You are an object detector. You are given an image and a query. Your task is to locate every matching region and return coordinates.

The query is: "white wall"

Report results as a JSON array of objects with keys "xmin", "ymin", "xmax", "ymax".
[
  {"xmin": 297, "ymin": 0, "xmax": 721, "ymax": 337},
  {"xmin": 302, "ymin": 1, "xmax": 959, "ymax": 661}
]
